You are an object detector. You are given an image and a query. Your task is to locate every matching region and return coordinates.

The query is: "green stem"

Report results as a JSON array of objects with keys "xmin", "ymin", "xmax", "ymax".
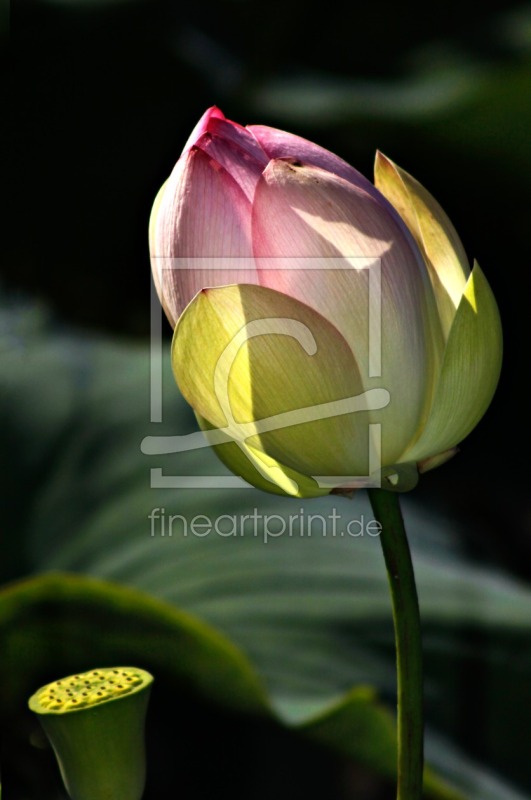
[{"xmin": 368, "ymin": 489, "xmax": 424, "ymax": 800}]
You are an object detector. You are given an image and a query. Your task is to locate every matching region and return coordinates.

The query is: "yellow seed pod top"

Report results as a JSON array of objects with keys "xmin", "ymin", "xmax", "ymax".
[
  {"xmin": 29, "ymin": 667, "xmax": 153, "ymax": 714},
  {"xmin": 29, "ymin": 666, "xmax": 153, "ymax": 799}
]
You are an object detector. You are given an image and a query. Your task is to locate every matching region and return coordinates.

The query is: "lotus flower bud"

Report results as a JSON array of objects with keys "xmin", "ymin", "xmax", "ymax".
[
  {"xmin": 149, "ymin": 107, "xmax": 502, "ymax": 496},
  {"xmin": 28, "ymin": 667, "xmax": 153, "ymax": 800}
]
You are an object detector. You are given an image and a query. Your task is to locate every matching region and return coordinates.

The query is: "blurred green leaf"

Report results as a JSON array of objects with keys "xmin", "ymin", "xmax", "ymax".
[
  {"xmin": 249, "ymin": 61, "xmax": 531, "ymax": 176},
  {"xmin": 0, "ymin": 574, "xmax": 463, "ymax": 800},
  {"xmin": 0, "ymin": 574, "xmax": 268, "ymax": 718},
  {"xmin": 1, "ymin": 303, "xmax": 530, "ymax": 798}
]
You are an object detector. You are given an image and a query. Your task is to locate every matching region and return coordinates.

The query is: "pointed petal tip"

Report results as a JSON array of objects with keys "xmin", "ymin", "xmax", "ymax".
[
  {"xmin": 183, "ymin": 106, "xmax": 226, "ymax": 152},
  {"xmin": 261, "ymin": 157, "xmax": 296, "ymax": 184},
  {"xmin": 262, "ymin": 157, "xmax": 327, "ymax": 187},
  {"xmin": 374, "ymin": 150, "xmax": 397, "ymax": 175},
  {"xmin": 200, "ymin": 105, "xmax": 226, "ymax": 126}
]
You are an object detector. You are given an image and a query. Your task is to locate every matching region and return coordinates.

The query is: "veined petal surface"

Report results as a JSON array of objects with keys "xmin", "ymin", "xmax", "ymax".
[
  {"xmin": 206, "ymin": 117, "xmax": 269, "ymax": 170},
  {"xmin": 194, "ymin": 131, "xmax": 266, "ymax": 202},
  {"xmin": 252, "ymin": 159, "xmax": 441, "ymax": 465},
  {"xmin": 248, "ymin": 124, "xmax": 424, "ymax": 241},
  {"xmin": 196, "ymin": 413, "xmax": 330, "ymax": 497},
  {"xmin": 172, "ymin": 284, "xmax": 381, "ymax": 481},
  {"xmin": 249, "ymin": 124, "xmax": 385, "ymax": 200},
  {"xmin": 401, "ymin": 262, "xmax": 502, "ymax": 464},
  {"xmin": 150, "ymin": 147, "xmax": 257, "ymax": 327}
]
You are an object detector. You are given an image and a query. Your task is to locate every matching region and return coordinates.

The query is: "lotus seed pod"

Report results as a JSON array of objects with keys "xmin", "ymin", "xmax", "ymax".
[{"xmin": 28, "ymin": 667, "xmax": 153, "ymax": 800}]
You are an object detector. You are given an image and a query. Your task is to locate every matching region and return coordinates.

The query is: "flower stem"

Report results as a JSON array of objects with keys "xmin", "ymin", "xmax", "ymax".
[{"xmin": 368, "ymin": 489, "xmax": 424, "ymax": 800}]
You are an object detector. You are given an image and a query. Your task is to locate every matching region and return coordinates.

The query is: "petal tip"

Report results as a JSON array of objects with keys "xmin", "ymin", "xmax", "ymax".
[{"xmin": 374, "ymin": 150, "xmax": 398, "ymax": 177}]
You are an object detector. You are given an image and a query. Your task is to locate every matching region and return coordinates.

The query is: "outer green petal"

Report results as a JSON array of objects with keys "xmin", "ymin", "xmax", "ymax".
[
  {"xmin": 196, "ymin": 413, "xmax": 330, "ymax": 497},
  {"xmin": 402, "ymin": 262, "xmax": 502, "ymax": 463},
  {"xmin": 206, "ymin": 414, "xmax": 420, "ymax": 495},
  {"xmin": 374, "ymin": 152, "xmax": 470, "ymax": 338},
  {"xmin": 172, "ymin": 284, "xmax": 385, "ymax": 482}
]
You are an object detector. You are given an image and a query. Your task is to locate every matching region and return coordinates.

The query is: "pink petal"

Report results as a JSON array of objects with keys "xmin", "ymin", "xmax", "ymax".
[
  {"xmin": 183, "ymin": 106, "xmax": 226, "ymax": 152},
  {"xmin": 205, "ymin": 117, "xmax": 269, "ymax": 166},
  {"xmin": 194, "ymin": 130, "xmax": 266, "ymax": 202},
  {"xmin": 252, "ymin": 158, "xmax": 440, "ymax": 464},
  {"xmin": 151, "ymin": 146, "xmax": 258, "ymax": 326},
  {"xmin": 248, "ymin": 124, "xmax": 420, "ymax": 247},
  {"xmin": 248, "ymin": 124, "xmax": 379, "ymax": 196}
]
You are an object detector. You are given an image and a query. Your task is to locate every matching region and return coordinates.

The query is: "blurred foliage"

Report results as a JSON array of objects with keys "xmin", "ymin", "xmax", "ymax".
[
  {"xmin": 5, "ymin": 1, "xmax": 531, "ymax": 797},
  {"xmin": 8, "ymin": 0, "xmax": 531, "ymax": 562},
  {"xmin": 1, "ymin": 305, "xmax": 530, "ymax": 798}
]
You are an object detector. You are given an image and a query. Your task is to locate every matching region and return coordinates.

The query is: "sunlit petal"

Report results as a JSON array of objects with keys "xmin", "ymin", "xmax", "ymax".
[
  {"xmin": 172, "ymin": 284, "xmax": 382, "ymax": 483},
  {"xmin": 375, "ymin": 152, "xmax": 470, "ymax": 338},
  {"xmin": 252, "ymin": 158, "xmax": 442, "ymax": 464},
  {"xmin": 401, "ymin": 262, "xmax": 502, "ymax": 463}
]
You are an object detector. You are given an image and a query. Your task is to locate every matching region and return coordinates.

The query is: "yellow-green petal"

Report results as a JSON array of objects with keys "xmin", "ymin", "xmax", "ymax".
[
  {"xmin": 374, "ymin": 152, "xmax": 470, "ymax": 338},
  {"xmin": 197, "ymin": 413, "xmax": 329, "ymax": 497},
  {"xmin": 401, "ymin": 262, "xmax": 502, "ymax": 464},
  {"xmin": 172, "ymin": 284, "xmax": 383, "ymax": 483}
]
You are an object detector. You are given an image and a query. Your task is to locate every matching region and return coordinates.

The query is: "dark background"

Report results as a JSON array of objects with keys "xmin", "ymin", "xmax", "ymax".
[
  {"xmin": 9, "ymin": 0, "xmax": 530, "ymax": 566},
  {"xmin": 5, "ymin": 0, "xmax": 531, "ymax": 796}
]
